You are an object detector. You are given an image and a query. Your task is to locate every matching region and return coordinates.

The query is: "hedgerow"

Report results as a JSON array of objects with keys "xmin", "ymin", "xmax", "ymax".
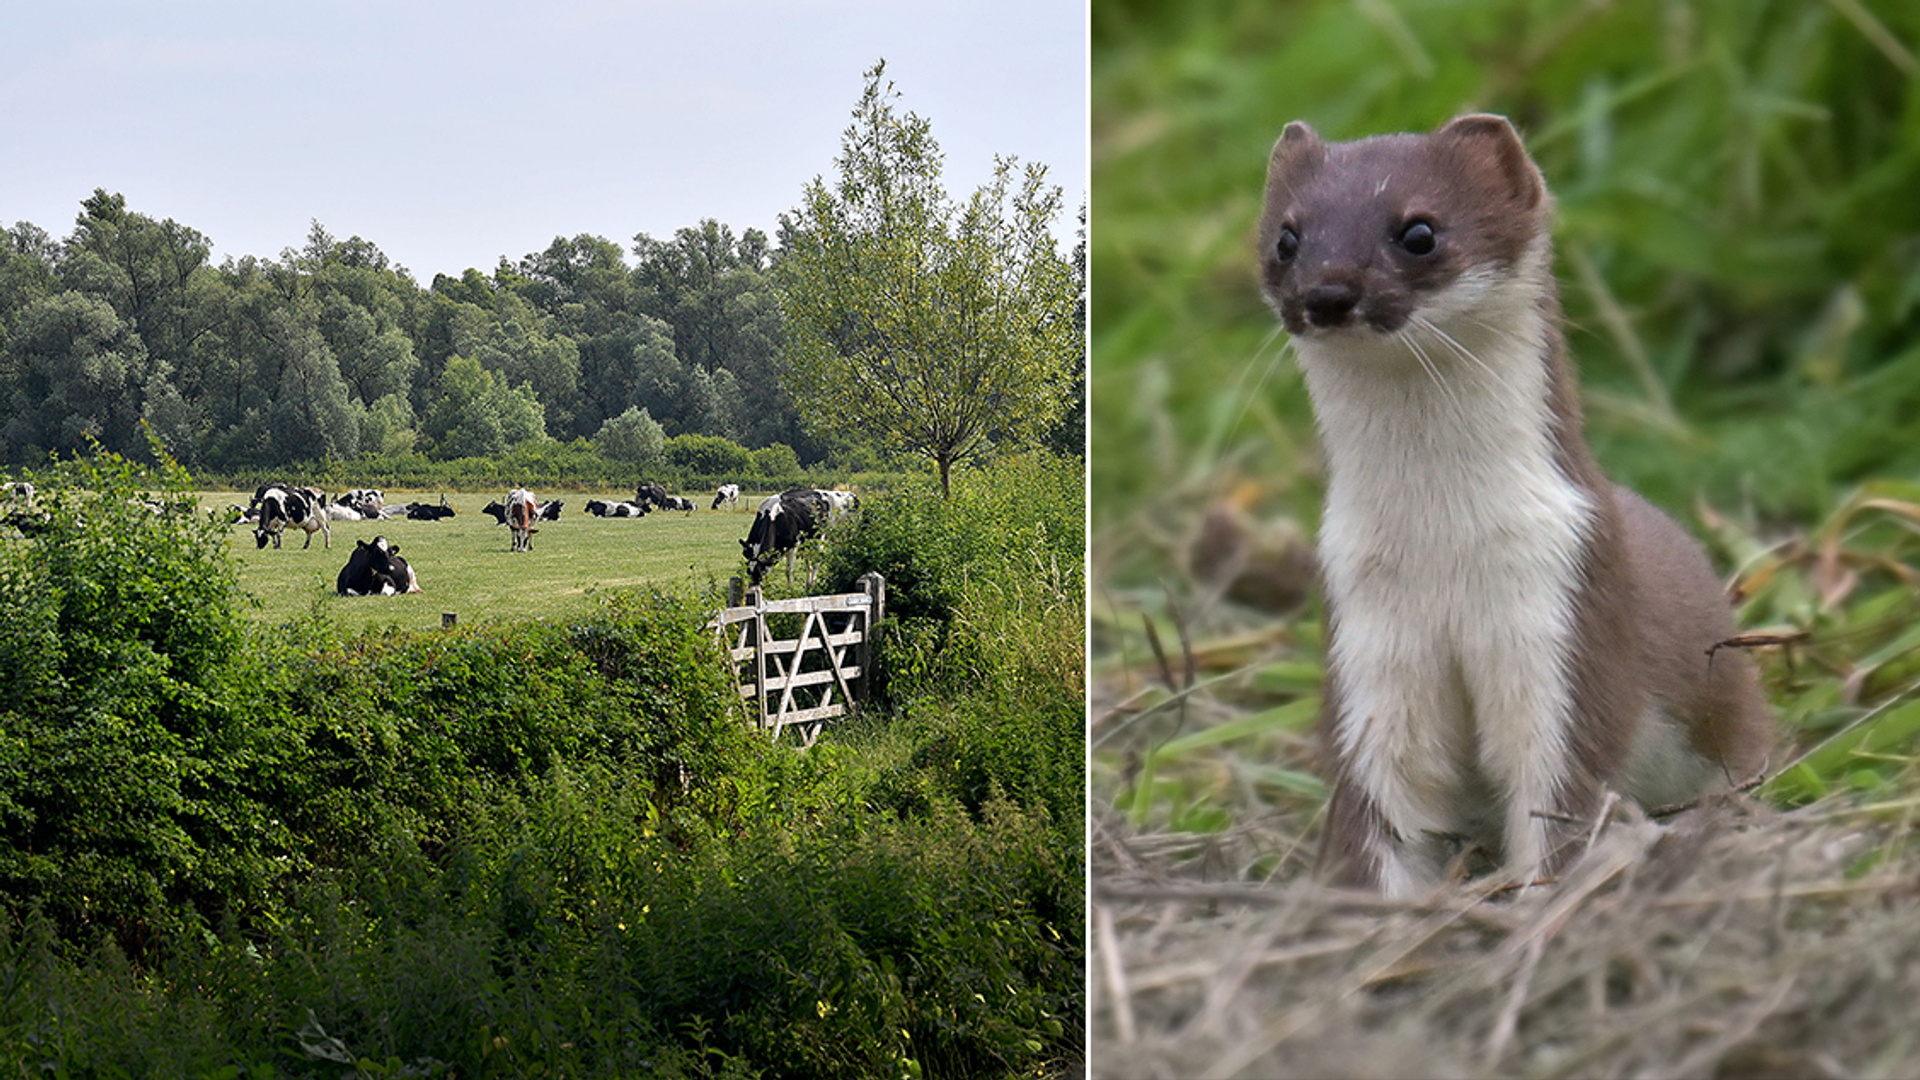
[{"xmin": 0, "ymin": 447, "xmax": 1083, "ymax": 1078}]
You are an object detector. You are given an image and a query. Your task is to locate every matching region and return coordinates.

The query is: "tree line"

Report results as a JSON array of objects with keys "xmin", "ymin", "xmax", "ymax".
[
  {"xmin": 0, "ymin": 198, "xmax": 842, "ymax": 473},
  {"xmin": 1, "ymin": 69, "xmax": 1086, "ymax": 484}
]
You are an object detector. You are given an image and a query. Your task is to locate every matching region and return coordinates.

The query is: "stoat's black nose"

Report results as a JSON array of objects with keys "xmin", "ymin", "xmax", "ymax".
[{"xmin": 1303, "ymin": 283, "xmax": 1360, "ymax": 328}]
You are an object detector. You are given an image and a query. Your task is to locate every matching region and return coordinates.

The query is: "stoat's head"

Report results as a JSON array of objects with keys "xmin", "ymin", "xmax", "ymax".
[{"xmin": 1258, "ymin": 114, "xmax": 1549, "ymax": 340}]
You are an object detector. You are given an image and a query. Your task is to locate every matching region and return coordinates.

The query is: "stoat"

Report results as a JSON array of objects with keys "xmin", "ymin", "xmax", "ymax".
[{"xmin": 1257, "ymin": 114, "xmax": 1775, "ymax": 897}]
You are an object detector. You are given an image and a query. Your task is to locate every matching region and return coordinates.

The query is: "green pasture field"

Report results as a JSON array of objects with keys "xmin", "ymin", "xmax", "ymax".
[{"xmin": 211, "ymin": 490, "xmax": 768, "ymax": 634}]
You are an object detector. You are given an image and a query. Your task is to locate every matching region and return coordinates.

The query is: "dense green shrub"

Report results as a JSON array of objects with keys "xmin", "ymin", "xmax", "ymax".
[
  {"xmin": 818, "ymin": 451, "xmax": 1083, "ymax": 625},
  {"xmin": 667, "ymin": 433, "xmax": 756, "ymax": 477},
  {"xmin": 815, "ymin": 452, "xmax": 1086, "ymax": 844},
  {"xmin": 750, "ymin": 442, "xmax": 801, "ymax": 482},
  {"xmin": 0, "ymin": 449, "xmax": 292, "ymax": 949}
]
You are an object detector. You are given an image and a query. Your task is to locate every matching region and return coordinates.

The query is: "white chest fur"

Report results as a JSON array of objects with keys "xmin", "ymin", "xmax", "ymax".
[{"xmin": 1296, "ymin": 277, "xmax": 1595, "ymax": 897}]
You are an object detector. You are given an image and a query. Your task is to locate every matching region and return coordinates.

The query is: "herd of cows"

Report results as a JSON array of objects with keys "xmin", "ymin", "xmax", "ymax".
[{"xmin": 225, "ymin": 480, "xmax": 861, "ymax": 596}]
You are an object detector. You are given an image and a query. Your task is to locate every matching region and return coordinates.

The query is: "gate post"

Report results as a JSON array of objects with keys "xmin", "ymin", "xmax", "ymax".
[
  {"xmin": 854, "ymin": 572, "xmax": 885, "ymax": 705},
  {"xmin": 748, "ymin": 585, "xmax": 768, "ymax": 733}
]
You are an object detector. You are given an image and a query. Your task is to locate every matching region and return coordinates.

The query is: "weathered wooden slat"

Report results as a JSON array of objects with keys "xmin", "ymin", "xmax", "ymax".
[
  {"xmin": 734, "ymin": 665, "xmax": 863, "ymax": 696},
  {"xmin": 771, "ymin": 702, "xmax": 847, "ymax": 726},
  {"xmin": 737, "ymin": 630, "xmax": 864, "ymax": 657},
  {"xmin": 768, "ymin": 666, "xmax": 861, "ymax": 691},
  {"xmin": 709, "ymin": 593, "xmax": 870, "ymax": 626}
]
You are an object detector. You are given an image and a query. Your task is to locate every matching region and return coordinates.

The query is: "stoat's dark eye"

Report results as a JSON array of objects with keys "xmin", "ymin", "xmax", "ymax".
[
  {"xmin": 1397, "ymin": 220, "xmax": 1437, "ymax": 256},
  {"xmin": 1275, "ymin": 225, "xmax": 1300, "ymax": 264}
]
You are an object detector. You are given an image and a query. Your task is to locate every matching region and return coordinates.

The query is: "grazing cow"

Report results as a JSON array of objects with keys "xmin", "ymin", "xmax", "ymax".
[
  {"xmin": 584, "ymin": 498, "xmax": 649, "ymax": 518},
  {"xmin": 711, "ymin": 484, "xmax": 740, "ymax": 511},
  {"xmin": 505, "ymin": 488, "xmax": 538, "ymax": 551},
  {"xmin": 335, "ymin": 536, "xmax": 420, "ymax": 595},
  {"xmin": 6, "ymin": 482, "xmax": 33, "ymax": 505},
  {"xmin": 252, "ymin": 485, "xmax": 330, "ymax": 550},
  {"xmin": 740, "ymin": 488, "xmax": 833, "ymax": 586},
  {"xmin": 821, "ymin": 489, "xmax": 859, "ymax": 517}
]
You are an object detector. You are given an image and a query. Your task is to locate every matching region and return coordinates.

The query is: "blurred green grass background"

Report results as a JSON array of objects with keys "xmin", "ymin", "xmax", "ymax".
[{"xmin": 1093, "ymin": 0, "xmax": 1920, "ymax": 576}]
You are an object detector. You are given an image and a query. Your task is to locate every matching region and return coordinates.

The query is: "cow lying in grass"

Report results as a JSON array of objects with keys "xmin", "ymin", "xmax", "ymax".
[
  {"xmin": 401, "ymin": 501, "xmax": 456, "ymax": 521},
  {"xmin": 584, "ymin": 499, "xmax": 649, "ymax": 518},
  {"xmin": 336, "ymin": 536, "xmax": 420, "ymax": 595}
]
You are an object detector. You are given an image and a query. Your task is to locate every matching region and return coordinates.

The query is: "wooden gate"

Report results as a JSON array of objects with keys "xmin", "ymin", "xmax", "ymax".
[{"xmin": 710, "ymin": 571, "xmax": 885, "ymax": 747}]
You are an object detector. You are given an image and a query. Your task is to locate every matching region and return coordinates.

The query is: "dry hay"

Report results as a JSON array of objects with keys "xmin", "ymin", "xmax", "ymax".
[{"xmin": 1090, "ymin": 795, "xmax": 1920, "ymax": 1079}]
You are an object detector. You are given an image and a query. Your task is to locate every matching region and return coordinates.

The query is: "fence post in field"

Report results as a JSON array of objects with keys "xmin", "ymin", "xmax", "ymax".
[
  {"xmin": 854, "ymin": 571, "xmax": 885, "ymax": 706},
  {"xmin": 728, "ymin": 576, "xmax": 744, "ymax": 607},
  {"xmin": 748, "ymin": 584, "xmax": 767, "ymax": 731}
]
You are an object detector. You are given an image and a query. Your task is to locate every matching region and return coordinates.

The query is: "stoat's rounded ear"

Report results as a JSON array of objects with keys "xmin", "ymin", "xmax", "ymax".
[
  {"xmin": 1436, "ymin": 113, "xmax": 1545, "ymax": 210},
  {"xmin": 1270, "ymin": 121, "xmax": 1323, "ymax": 167},
  {"xmin": 1268, "ymin": 121, "xmax": 1327, "ymax": 194}
]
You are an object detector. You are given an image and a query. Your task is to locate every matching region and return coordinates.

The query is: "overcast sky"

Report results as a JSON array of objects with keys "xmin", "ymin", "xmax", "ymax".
[{"xmin": 3, "ymin": 0, "xmax": 1087, "ymax": 280}]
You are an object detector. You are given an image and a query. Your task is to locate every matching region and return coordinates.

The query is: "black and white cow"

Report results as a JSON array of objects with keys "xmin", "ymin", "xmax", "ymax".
[
  {"xmin": 336, "ymin": 536, "xmax": 420, "ymax": 595},
  {"xmin": 740, "ymin": 488, "xmax": 834, "ymax": 586},
  {"xmin": 663, "ymin": 495, "xmax": 694, "ymax": 514},
  {"xmin": 505, "ymin": 488, "xmax": 538, "ymax": 551},
  {"xmin": 711, "ymin": 483, "xmax": 740, "ymax": 511},
  {"xmin": 633, "ymin": 482, "xmax": 671, "ymax": 512},
  {"xmin": 402, "ymin": 501, "xmax": 456, "ymax": 521},
  {"xmin": 821, "ymin": 489, "xmax": 859, "ymax": 517},
  {"xmin": 584, "ymin": 498, "xmax": 649, "ymax": 518},
  {"xmin": 537, "ymin": 500, "xmax": 563, "ymax": 521},
  {"xmin": 252, "ymin": 485, "xmax": 330, "ymax": 550},
  {"xmin": 335, "ymin": 488, "xmax": 386, "ymax": 519}
]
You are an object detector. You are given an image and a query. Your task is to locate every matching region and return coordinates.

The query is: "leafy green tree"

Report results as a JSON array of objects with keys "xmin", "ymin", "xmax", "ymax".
[
  {"xmin": 469, "ymin": 289, "xmax": 580, "ymax": 436},
  {"xmin": 1046, "ymin": 203, "xmax": 1088, "ymax": 457},
  {"xmin": 0, "ymin": 223, "xmax": 60, "ymax": 340},
  {"xmin": 781, "ymin": 63, "xmax": 1079, "ymax": 495},
  {"xmin": 423, "ymin": 353, "xmax": 546, "ymax": 460},
  {"xmin": 594, "ymin": 404, "xmax": 666, "ymax": 468},
  {"xmin": 59, "ymin": 191, "xmax": 219, "ymax": 384},
  {"xmin": 0, "ymin": 445, "xmax": 269, "ymax": 946},
  {"xmin": 2, "ymin": 291, "xmax": 171, "ymax": 461},
  {"xmin": 265, "ymin": 306, "xmax": 359, "ymax": 462},
  {"xmin": 357, "ymin": 391, "xmax": 417, "ymax": 456}
]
